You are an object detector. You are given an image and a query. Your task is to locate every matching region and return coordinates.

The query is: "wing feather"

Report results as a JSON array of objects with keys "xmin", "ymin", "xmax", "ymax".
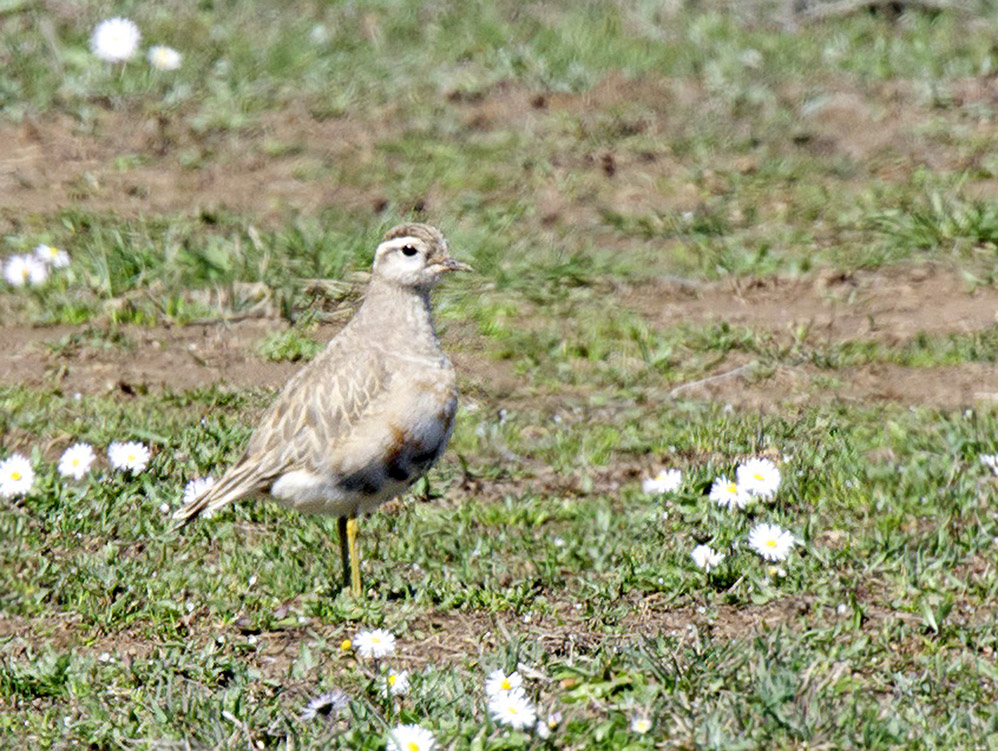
[{"xmin": 173, "ymin": 342, "xmax": 392, "ymax": 527}]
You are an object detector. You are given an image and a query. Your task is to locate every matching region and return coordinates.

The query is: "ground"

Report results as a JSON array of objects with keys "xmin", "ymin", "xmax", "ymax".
[{"xmin": 3, "ymin": 2, "xmax": 998, "ymax": 749}]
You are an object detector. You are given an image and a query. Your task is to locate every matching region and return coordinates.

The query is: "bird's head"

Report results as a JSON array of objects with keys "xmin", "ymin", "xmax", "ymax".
[{"xmin": 372, "ymin": 223, "xmax": 472, "ymax": 289}]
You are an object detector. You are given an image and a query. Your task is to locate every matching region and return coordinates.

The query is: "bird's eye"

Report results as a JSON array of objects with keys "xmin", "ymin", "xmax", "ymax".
[{"xmin": 401, "ymin": 245, "xmax": 418, "ymax": 257}]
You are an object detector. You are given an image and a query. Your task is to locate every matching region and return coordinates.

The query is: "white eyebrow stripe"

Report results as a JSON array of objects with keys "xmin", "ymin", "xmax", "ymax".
[{"xmin": 380, "ymin": 237, "xmax": 423, "ymax": 251}]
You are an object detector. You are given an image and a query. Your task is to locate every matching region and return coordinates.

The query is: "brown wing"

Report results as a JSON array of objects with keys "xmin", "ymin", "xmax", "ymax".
[{"xmin": 173, "ymin": 343, "xmax": 392, "ymax": 525}]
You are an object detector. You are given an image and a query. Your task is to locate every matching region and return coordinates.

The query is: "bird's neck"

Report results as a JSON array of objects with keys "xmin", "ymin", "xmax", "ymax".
[{"xmin": 356, "ymin": 278, "xmax": 441, "ymax": 354}]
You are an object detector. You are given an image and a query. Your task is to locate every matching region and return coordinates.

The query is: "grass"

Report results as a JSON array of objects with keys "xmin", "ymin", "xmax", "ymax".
[
  {"xmin": 258, "ymin": 326, "xmax": 321, "ymax": 362},
  {"xmin": 3, "ymin": 387, "xmax": 998, "ymax": 747},
  {"xmin": 4, "ymin": 0, "xmax": 998, "ymax": 748}
]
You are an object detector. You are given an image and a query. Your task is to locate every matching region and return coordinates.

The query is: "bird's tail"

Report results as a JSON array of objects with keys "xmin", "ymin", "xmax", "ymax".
[{"xmin": 172, "ymin": 461, "xmax": 262, "ymax": 530}]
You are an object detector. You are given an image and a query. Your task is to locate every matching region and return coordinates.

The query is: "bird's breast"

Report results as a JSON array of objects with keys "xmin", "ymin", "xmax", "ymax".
[{"xmin": 383, "ymin": 378, "xmax": 457, "ymax": 481}]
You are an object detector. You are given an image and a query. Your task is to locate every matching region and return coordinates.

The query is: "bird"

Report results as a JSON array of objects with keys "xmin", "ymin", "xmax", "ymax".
[{"xmin": 174, "ymin": 223, "xmax": 471, "ymax": 597}]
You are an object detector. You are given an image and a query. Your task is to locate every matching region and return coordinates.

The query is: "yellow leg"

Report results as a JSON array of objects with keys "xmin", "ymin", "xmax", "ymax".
[{"xmin": 346, "ymin": 516, "xmax": 361, "ymax": 597}]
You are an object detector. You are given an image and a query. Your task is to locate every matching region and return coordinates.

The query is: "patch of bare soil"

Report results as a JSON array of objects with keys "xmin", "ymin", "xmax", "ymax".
[
  {"xmin": 0, "ymin": 107, "xmax": 385, "ymax": 226},
  {"xmin": 632, "ymin": 265, "xmax": 998, "ymax": 343},
  {"xmin": 0, "ymin": 319, "xmax": 316, "ymax": 396},
  {"xmin": 510, "ymin": 73, "xmax": 981, "ymax": 233},
  {"xmin": 628, "ymin": 265, "xmax": 998, "ymax": 409},
  {"xmin": 3, "ymin": 71, "xmax": 964, "ymax": 234},
  {"xmin": 665, "ymin": 358, "xmax": 998, "ymax": 410}
]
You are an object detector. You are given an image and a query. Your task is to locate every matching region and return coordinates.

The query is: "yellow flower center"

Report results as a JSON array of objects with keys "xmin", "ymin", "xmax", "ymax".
[
  {"xmin": 766, "ymin": 539, "xmax": 777, "ymax": 547},
  {"xmin": 500, "ymin": 679, "xmax": 511, "ymax": 690},
  {"xmin": 72, "ymin": 459, "xmax": 79, "ymax": 466},
  {"xmin": 726, "ymin": 482, "xmax": 737, "ymax": 493},
  {"xmin": 11, "ymin": 471, "xmax": 21, "ymax": 481},
  {"xmin": 340, "ymin": 639, "xmax": 352, "ymax": 651},
  {"xmin": 388, "ymin": 674, "xmax": 397, "ymax": 686},
  {"xmin": 406, "ymin": 743, "xmax": 419, "ymax": 751},
  {"xmin": 127, "ymin": 454, "xmax": 135, "ymax": 462},
  {"xmin": 754, "ymin": 473, "xmax": 764, "ymax": 481}
]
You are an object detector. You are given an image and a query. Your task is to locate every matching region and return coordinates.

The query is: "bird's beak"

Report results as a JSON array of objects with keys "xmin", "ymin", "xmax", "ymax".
[{"xmin": 438, "ymin": 257, "xmax": 473, "ymax": 273}]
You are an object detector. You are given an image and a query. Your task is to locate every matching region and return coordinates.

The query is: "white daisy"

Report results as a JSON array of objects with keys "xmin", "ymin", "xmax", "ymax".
[
  {"xmin": 708, "ymin": 475, "xmax": 752, "ymax": 509},
  {"xmin": 352, "ymin": 628, "xmax": 395, "ymax": 659},
  {"xmin": 4, "ymin": 254, "xmax": 48, "ymax": 287},
  {"xmin": 309, "ymin": 24, "xmax": 330, "ymax": 44},
  {"xmin": 630, "ymin": 714, "xmax": 652, "ymax": 734},
  {"xmin": 57, "ymin": 443, "xmax": 96, "ymax": 480},
  {"xmin": 107, "ymin": 441, "xmax": 150, "ymax": 473},
  {"xmin": 642, "ymin": 468, "xmax": 682, "ymax": 495},
  {"xmin": 0, "ymin": 453, "xmax": 34, "ymax": 498},
  {"xmin": 485, "ymin": 668, "xmax": 523, "ymax": 698},
  {"xmin": 747, "ymin": 522, "xmax": 796, "ymax": 562},
  {"xmin": 739, "ymin": 48, "xmax": 763, "ymax": 69},
  {"xmin": 980, "ymin": 454, "xmax": 998, "ymax": 476},
  {"xmin": 690, "ymin": 544, "xmax": 724, "ymax": 572},
  {"xmin": 488, "ymin": 687, "xmax": 536, "ymax": 730},
  {"xmin": 182, "ymin": 476, "xmax": 215, "ymax": 504},
  {"xmin": 299, "ymin": 688, "xmax": 349, "ymax": 721},
  {"xmin": 147, "ymin": 45, "xmax": 182, "ymax": 71},
  {"xmin": 386, "ymin": 724, "xmax": 436, "ymax": 751},
  {"xmin": 384, "ymin": 669, "xmax": 410, "ymax": 697},
  {"xmin": 535, "ymin": 710, "xmax": 561, "ymax": 739},
  {"xmin": 34, "ymin": 244, "xmax": 70, "ymax": 268},
  {"xmin": 736, "ymin": 457, "xmax": 781, "ymax": 500},
  {"xmin": 91, "ymin": 18, "xmax": 141, "ymax": 63}
]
